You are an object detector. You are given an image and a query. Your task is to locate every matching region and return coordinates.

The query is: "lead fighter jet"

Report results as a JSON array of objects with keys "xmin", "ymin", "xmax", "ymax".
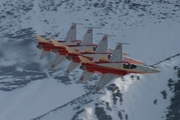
[
  {"xmin": 49, "ymin": 40, "xmax": 159, "ymax": 93},
  {"xmin": 77, "ymin": 43, "xmax": 160, "ymax": 93}
]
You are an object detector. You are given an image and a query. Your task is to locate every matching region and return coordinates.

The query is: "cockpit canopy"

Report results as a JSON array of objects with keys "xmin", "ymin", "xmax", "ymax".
[{"xmin": 123, "ymin": 63, "xmax": 137, "ymax": 69}]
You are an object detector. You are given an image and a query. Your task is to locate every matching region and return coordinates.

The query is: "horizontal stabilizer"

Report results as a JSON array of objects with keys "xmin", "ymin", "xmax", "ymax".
[
  {"xmin": 72, "ymin": 23, "xmax": 84, "ymax": 25},
  {"xmin": 97, "ymin": 33, "xmax": 116, "ymax": 37},
  {"xmin": 39, "ymin": 50, "xmax": 49, "ymax": 60},
  {"xmin": 117, "ymin": 42, "xmax": 130, "ymax": 45},
  {"xmin": 85, "ymin": 27, "xmax": 101, "ymax": 29},
  {"xmin": 108, "ymin": 48, "xmax": 129, "ymax": 56}
]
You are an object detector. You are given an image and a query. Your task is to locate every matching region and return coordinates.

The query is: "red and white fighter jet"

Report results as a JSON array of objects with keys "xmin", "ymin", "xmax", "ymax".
[{"xmin": 77, "ymin": 43, "xmax": 160, "ymax": 93}]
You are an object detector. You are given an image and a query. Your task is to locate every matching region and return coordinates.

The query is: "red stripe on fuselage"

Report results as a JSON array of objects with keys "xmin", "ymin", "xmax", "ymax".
[
  {"xmin": 69, "ymin": 55, "xmax": 93, "ymax": 63},
  {"xmin": 80, "ymin": 52, "xmax": 111, "ymax": 54},
  {"xmin": 82, "ymin": 63, "xmax": 127, "ymax": 75},
  {"xmin": 94, "ymin": 61, "xmax": 130, "ymax": 64}
]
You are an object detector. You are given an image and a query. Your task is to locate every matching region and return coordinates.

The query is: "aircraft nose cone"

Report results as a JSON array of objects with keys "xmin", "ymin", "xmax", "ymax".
[
  {"xmin": 145, "ymin": 67, "xmax": 160, "ymax": 73},
  {"xmin": 151, "ymin": 68, "xmax": 160, "ymax": 73}
]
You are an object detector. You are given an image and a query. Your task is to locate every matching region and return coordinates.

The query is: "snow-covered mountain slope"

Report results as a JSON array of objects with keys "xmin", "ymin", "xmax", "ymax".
[
  {"xmin": 32, "ymin": 55, "xmax": 180, "ymax": 120},
  {"xmin": 0, "ymin": 0, "xmax": 180, "ymax": 120}
]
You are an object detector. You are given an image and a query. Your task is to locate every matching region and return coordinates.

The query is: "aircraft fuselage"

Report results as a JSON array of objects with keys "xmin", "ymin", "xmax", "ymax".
[{"xmin": 80, "ymin": 62, "xmax": 159, "ymax": 76}]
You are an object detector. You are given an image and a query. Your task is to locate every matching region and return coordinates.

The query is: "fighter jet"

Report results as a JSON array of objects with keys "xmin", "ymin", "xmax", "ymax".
[
  {"xmin": 63, "ymin": 34, "xmax": 144, "ymax": 75},
  {"xmin": 36, "ymin": 23, "xmax": 82, "ymax": 60},
  {"xmin": 49, "ymin": 33, "xmax": 141, "ymax": 71},
  {"xmin": 77, "ymin": 43, "xmax": 160, "ymax": 93},
  {"xmin": 49, "ymin": 27, "xmax": 100, "ymax": 69}
]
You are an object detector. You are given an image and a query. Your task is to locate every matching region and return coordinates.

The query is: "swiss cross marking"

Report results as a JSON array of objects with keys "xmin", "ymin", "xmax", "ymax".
[
  {"xmin": 71, "ymin": 26, "xmax": 75, "ymax": 29},
  {"xmin": 87, "ymin": 30, "xmax": 91, "ymax": 33},
  {"xmin": 51, "ymin": 64, "xmax": 55, "ymax": 68},
  {"xmin": 116, "ymin": 46, "xmax": 120, "ymax": 49},
  {"xmin": 102, "ymin": 37, "xmax": 106, "ymax": 41},
  {"xmin": 80, "ymin": 77, "xmax": 84, "ymax": 81},
  {"xmin": 95, "ymin": 87, "xmax": 99, "ymax": 91}
]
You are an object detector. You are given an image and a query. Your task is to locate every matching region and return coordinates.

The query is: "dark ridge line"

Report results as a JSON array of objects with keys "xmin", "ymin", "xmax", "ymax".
[
  {"xmin": 150, "ymin": 53, "xmax": 180, "ymax": 67},
  {"xmin": 31, "ymin": 91, "xmax": 92, "ymax": 120}
]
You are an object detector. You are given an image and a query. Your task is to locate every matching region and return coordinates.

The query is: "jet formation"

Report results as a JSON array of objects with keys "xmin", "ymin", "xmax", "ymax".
[{"xmin": 36, "ymin": 23, "xmax": 160, "ymax": 93}]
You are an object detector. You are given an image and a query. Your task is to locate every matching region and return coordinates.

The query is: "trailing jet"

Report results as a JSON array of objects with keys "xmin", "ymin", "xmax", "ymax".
[
  {"xmin": 76, "ymin": 43, "xmax": 160, "ymax": 93},
  {"xmin": 36, "ymin": 23, "xmax": 82, "ymax": 60},
  {"xmin": 50, "ymin": 27, "xmax": 100, "ymax": 69}
]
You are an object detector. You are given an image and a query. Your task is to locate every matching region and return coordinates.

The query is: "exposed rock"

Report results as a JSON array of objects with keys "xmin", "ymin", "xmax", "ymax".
[
  {"xmin": 118, "ymin": 111, "xmax": 123, "ymax": 120},
  {"xmin": 95, "ymin": 107, "xmax": 112, "ymax": 120},
  {"xmin": 161, "ymin": 90, "xmax": 167, "ymax": 99},
  {"xmin": 154, "ymin": 99, "xmax": 157, "ymax": 105}
]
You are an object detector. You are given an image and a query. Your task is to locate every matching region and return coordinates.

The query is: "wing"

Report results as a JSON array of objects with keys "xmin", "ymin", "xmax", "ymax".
[
  {"xmin": 64, "ymin": 46, "xmax": 80, "ymax": 54},
  {"xmin": 77, "ymin": 71, "xmax": 93, "ymax": 83},
  {"xmin": 65, "ymin": 61, "xmax": 80, "ymax": 74},
  {"xmin": 78, "ymin": 56, "xmax": 95, "ymax": 64},
  {"xmin": 36, "ymin": 35, "xmax": 49, "ymax": 43},
  {"xmin": 39, "ymin": 50, "xmax": 49, "ymax": 60},
  {"xmin": 50, "ymin": 39, "xmax": 65, "ymax": 47},
  {"xmin": 51, "ymin": 39, "xmax": 80, "ymax": 55},
  {"xmin": 50, "ymin": 54, "xmax": 65, "ymax": 69},
  {"xmin": 92, "ymin": 73, "xmax": 119, "ymax": 93}
]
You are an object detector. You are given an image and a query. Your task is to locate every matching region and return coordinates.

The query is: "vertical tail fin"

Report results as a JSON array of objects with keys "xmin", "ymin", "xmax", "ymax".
[
  {"xmin": 50, "ymin": 35, "xmax": 55, "ymax": 39},
  {"xmin": 95, "ymin": 34, "xmax": 116, "ymax": 53},
  {"xmin": 109, "ymin": 43, "xmax": 129, "ymax": 62},
  {"xmin": 81, "ymin": 27, "xmax": 100, "ymax": 45},
  {"xmin": 95, "ymin": 34, "xmax": 108, "ymax": 53},
  {"xmin": 65, "ymin": 23, "xmax": 83, "ymax": 44},
  {"xmin": 81, "ymin": 27, "xmax": 93, "ymax": 45}
]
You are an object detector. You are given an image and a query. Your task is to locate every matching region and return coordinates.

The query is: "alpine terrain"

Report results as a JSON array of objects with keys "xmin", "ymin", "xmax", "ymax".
[{"xmin": 0, "ymin": 0, "xmax": 180, "ymax": 120}]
